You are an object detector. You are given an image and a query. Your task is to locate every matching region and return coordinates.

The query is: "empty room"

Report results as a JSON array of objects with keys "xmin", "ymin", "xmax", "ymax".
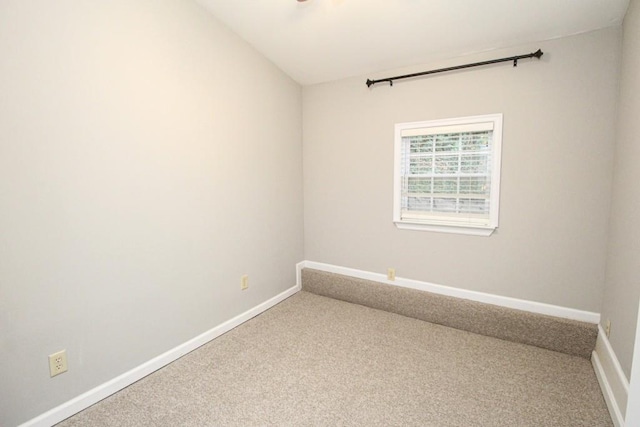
[{"xmin": 2, "ymin": 0, "xmax": 640, "ymax": 426}]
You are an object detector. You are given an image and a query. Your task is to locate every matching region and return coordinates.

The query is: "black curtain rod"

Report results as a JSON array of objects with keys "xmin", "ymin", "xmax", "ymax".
[{"xmin": 366, "ymin": 49, "xmax": 543, "ymax": 88}]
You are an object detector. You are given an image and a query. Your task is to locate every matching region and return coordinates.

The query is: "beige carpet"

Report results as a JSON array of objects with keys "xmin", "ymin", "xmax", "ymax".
[
  {"xmin": 302, "ymin": 268, "xmax": 598, "ymax": 359},
  {"xmin": 56, "ymin": 291, "xmax": 612, "ymax": 426}
]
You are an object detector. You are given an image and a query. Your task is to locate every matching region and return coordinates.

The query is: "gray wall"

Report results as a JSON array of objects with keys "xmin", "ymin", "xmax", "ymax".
[
  {"xmin": 303, "ymin": 28, "xmax": 620, "ymax": 312},
  {"xmin": 602, "ymin": 0, "xmax": 640, "ymax": 380},
  {"xmin": 0, "ymin": 1, "xmax": 303, "ymax": 425}
]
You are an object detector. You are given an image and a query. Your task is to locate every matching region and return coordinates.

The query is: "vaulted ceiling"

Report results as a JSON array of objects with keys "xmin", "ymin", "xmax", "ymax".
[{"xmin": 198, "ymin": 0, "xmax": 630, "ymax": 85}]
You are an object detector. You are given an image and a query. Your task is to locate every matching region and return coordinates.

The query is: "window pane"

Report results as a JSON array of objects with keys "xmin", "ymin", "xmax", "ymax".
[
  {"xmin": 409, "ymin": 156, "xmax": 433, "ymax": 174},
  {"xmin": 460, "ymin": 131, "xmax": 491, "ymax": 151},
  {"xmin": 407, "ymin": 177, "xmax": 432, "ymax": 193},
  {"xmin": 407, "ymin": 136, "xmax": 434, "ymax": 153},
  {"xmin": 435, "ymin": 134, "xmax": 459, "ymax": 152},
  {"xmin": 460, "ymin": 154, "xmax": 489, "ymax": 174},
  {"xmin": 459, "ymin": 198, "xmax": 490, "ymax": 215},
  {"xmin": 432, "ymin": 177, "xmax": 458, "ymax": 194},
  {"xmin": 434, "ymin": 155, "xmax": 459, "ymax": 174},
  {"xmin": 433, "ymin": 197, "xmax": 457, "ymax": 213},
  {"xmin": 406, "ymin": 197, "xmax": 432, "ymax": 211},
  {"xmin": 459, "ymin": 177, "xmax": 488, "ymax": 194}
]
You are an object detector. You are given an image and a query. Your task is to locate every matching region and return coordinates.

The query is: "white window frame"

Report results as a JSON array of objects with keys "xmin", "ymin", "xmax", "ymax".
[{"xmin": 393, "ymin": 113, "xmax": 503, "ymax": 236}]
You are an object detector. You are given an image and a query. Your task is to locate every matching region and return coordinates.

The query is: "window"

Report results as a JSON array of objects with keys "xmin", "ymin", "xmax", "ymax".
[{"xmin": 393, "ymin": 113, "xmax": 503, "ymax": 236}]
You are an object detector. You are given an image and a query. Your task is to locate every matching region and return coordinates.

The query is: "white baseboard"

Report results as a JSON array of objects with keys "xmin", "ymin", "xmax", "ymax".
[
  {"xmin": 592, "ymin": 325, "xmax": 630, "ymax": 427},
  {"xmin": 299, "ymin": 260, "xmax": 600, "ymax": 323},
  {"xmin": 20, "ymin": 283, "xmax": 301, "ymax": 427},
  {"xmin": 296, "ymin": 260, "xmax": 305, "ymax": 288}
]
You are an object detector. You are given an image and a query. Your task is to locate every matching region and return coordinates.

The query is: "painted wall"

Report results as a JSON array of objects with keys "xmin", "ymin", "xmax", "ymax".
[
  {"xmin": 0, "ymin": 1, "xmax": 303, "ymax": 425},
  {"xmin": 602, "ymin": 0, "xmax": 640, "ymax": 380},
  {"xmin": 303, "ymin": 28, "xmax": 620, "ymax": 313}
]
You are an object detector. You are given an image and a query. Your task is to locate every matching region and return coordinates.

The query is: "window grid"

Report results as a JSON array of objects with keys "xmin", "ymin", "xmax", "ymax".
[{"xmin": 401, "ymin": 131, "xmax": 492, "ymax": 219}]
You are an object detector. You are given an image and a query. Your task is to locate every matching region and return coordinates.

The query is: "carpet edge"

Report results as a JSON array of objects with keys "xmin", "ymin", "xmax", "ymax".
[{"xmin": 300, "ymin": 264, "xmax": 598, "ymax": 358}]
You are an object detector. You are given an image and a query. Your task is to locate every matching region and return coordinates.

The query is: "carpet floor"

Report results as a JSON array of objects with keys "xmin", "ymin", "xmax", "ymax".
[{"xmin": 56, "ymin": 291, "xmax": 613, "ymax": 426}]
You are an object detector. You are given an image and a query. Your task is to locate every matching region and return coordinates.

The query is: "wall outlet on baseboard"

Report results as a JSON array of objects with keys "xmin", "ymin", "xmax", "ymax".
[
  {"xmin": 387, "ymin": 268, "xmax": 396, "ymax": 281},
  {"xmin": 241, "ymin": 274, "xmax": 249, "ymax": 290},
  {"xmin": 604, "ymin": 319, "xmax": 611, "ymax": 338},
  {"xmin": 49, "ymin": 350, "xmax": 68, "ymax": 377}
]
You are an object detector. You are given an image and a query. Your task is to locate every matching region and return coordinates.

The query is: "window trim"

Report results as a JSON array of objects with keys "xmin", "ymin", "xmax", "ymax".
[{"xmin": 393, "ymin": 113, "xmax": 503, "ymax": 236}]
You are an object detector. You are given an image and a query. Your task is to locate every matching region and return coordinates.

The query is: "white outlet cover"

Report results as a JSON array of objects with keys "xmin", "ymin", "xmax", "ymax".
[
  {"xmin": 387, "ymin": 268, "xmax": 396, "ymax": 281},
  {"xmin": 49, "ymin": 350, "xmax": 68, "ymax": 377}
]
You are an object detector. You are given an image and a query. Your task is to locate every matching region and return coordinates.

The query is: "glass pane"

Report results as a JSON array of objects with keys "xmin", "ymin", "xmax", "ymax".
[
  {"xmin": 407, "ymin": 197, "xmax": 432, "ymax": 211},
  {"xmin": 459, "ymin": 198, "xmax": 490, "ymax": 215},
  {"xmin": 409, "ymin": 156, "xmax": 433, "ymax": 174},
  {"xmin": 435, "ymin": 134, "xmax": 459, "ymax": 152},
  {"xmin": 434, "ymin": 155, "xmax": 459, "ymax": 174},
  {"xmin": 459, "ymin": 177, "xmax": 488, "ymax": 194},
  {"xmin": 460, "ymin": 131, "xmax": 492, "ymax": 151},
  {"xmin": 433, "ymin": 197, "xmax": 457, "ymax": 213},
  {"xmin": 407, "ymin": 177, "xmax": 432, "ymax": 194},
  {"xmin": 406, "ymin": 135, "xmax": 434, "ymax": 153},
  {"xmin": 460, "ymin": 154, "xmax": 489, "ymax": 174},
  {"xmin": 433, "ymin": 177, "xmax": 458, "ymax": 194}
]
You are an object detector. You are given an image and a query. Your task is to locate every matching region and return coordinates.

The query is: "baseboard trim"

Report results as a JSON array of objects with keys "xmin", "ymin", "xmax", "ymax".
[
  {"xmin": 296, "ymin": 260, "xmax": 305, "ymax": 288},
  {"xmin": 300, "ymin": 261, "xmax": 600, "ymax": 323},
  {"xmin": 19, "ymin": 283, "xmax": 301, "ymax": 427},
  {"xmin": 592, "ymin": 325, "xmax": 630, "ymax": 427}
]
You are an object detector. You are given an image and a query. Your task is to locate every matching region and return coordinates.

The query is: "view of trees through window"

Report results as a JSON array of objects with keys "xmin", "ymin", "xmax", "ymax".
[{"xmin": 400, "ymin": 131, "xmax": 492, "ymax": 217}]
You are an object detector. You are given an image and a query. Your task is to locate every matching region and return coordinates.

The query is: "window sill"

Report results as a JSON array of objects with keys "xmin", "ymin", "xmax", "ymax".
[{"xmin": 394, "ymin": 221, "xmax": 496, "ymax": 236}]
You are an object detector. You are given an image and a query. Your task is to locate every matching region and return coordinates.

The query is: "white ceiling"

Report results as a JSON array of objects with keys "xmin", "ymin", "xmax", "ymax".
[{"xmin": 198, "ymin": 0, "xmax": 630, "ymax": 86}]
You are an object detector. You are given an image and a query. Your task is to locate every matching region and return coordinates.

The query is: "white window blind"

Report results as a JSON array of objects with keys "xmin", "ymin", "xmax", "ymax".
[{"xmin": 393, "ymin": 114, "xmax": 503, "ymax": 236}]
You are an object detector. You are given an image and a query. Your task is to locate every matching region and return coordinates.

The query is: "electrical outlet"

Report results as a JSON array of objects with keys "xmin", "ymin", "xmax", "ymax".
[
  {"xmin": 48, "ymin": 350, "xmax": 68, "ymax": 377},
  {"xmin": 387, "ymin": 268, "xmax": 396, "ymax": 281},
  {"xmin": 241, "ymin": 274, "xmax": 249, "ymax": 290},
  {"xmin": 605, "ymin": 319, "xmax": 611, "ymax": 338}
]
